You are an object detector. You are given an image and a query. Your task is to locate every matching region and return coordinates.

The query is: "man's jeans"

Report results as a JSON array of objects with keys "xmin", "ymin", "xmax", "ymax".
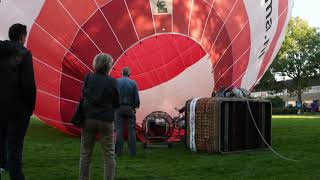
[
  {"xmin": 0, "ymin": 114, "xmax": 30, "ymax": 180},
  {"xmin": 115, "ymin": 108, "xmax": 136, "ymax": 156}
]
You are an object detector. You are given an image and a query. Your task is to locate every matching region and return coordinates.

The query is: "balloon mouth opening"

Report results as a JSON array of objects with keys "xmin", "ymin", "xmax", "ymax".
[
  {"xmin": 109, "ymin": 33, "xmax": 207, "ymax": 89},
  {"xmin": 56, "ymin": 33, "xmax": 207, "ymax": 133}
]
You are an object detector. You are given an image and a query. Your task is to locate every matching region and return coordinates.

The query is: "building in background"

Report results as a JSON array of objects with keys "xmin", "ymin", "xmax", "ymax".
[{"xmin": 252, "ymin": 79, "xmax": 320, "ymax": 108}]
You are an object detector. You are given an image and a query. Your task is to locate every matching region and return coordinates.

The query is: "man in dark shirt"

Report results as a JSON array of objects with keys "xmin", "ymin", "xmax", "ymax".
[
  {"xmin": 0, "ymin": 24, "xmax": 36, "ymax": 180},
  {"xmin": 115, "ymin": 67, "xmax": 140, "ymax": 156}
]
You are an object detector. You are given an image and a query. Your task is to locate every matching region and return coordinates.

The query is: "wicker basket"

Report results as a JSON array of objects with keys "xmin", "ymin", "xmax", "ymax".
[
  {"xmin": 185, "ymin": 98, "xmax": 219, "ymax": 153},
  {"xmin": 185, "ymin": 97, "xmax": 272, "ymax": 154}
]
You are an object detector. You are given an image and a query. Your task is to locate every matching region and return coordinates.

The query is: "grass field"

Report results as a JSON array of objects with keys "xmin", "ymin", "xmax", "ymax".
[{"xmin": 1, "ymin": 114, "xmax": 320, "ymax": 180}]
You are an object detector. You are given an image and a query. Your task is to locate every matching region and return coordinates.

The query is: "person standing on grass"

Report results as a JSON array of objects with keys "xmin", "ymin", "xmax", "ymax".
[
  {"xmin": 0, "ymin": 23, "xmax": 36, "ymax": 180},
  {"xmin": 79, "ymin": 53, "xmax": 119, "ymax": 180},
  {"xmin": 115, "ymin": 67, "xmax": 140, "ymax": 156}
]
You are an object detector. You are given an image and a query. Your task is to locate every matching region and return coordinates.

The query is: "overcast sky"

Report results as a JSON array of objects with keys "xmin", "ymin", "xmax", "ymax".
[{"xmin": 292, "ymin": 0, "xmax": 320, "ymax": 28}]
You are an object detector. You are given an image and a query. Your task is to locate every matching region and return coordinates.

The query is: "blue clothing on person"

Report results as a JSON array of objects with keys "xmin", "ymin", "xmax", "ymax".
[
  {"xmin": 117, "ymin": 77, "xmax": 140, "ymax": 108},
  {"xmin": 115, "ymin": 76, "xmax": 140, "ymax": 156}
]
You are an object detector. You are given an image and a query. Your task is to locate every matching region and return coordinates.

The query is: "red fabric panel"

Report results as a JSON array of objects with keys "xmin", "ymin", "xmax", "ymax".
[
  {"xmin": 257, "ymin": 0, "xmax": 289, "ymax": 83},
  {"xmin": 232, "ymin": 71, "xmax": 246, "ymax": 88},
  {"xmin": 224, "ymin": 0, "xmax": 248, "ymax": 39},
  {"xmin": 213, "ymin": 48, "xmax": 233, "ymax": 90},
  {"xmin": 33, "ymin": 60, "xmax": 61, "ymax": 96},
  {"xmin": 110, "ymin": 34, "xmax": 205, "ymax": 91},
  {"xmin": 136, "ymin": 35, "xmax": 184, "ymax": 84},
  {"xmin": 210, "ymin": 26, "xmax": 231, "ymax": 65},
  {"xmin": 133, "ymin": 72, "xmax": 155, "ymax": 90},
  {"xmin": 228, "ymin": 22, "xmax": 250, "ymax": 63},
  {"xmin": 37, "ymin": 117, "xmax": 74, "ymax": 135},
  {"xmin": 189, "ymin": 0, "xmax": 211, "ymax": 42},
  {"xmin": 156, "ymin": 35, "xmax": 181, "ymax": 65},
  {"xmin": 154, "ymin": 67, "xmax": 169, "ymax": 84},
  {"xmin": 173, "ymin": 0, "xmax": 191, "ymax": 35},
  {"xmin": 60, "ymin": 0, "xmax": 96, "ymax": 25},
  {"xmin": 181, "ymin": 39, "xmax": 205, "ymax": 67},
  {"xmin": 62, "ymin": 52, "xmax": 91, "ymax": 81},
  {"xmin": 34, "ymin": 91, "xmax": 61, "ymax": 121},
  {"xmin": 111, "ymin": 54, "xmax": 142, "ymax": 77},
  {"xmin": 82, "ymin": 11, "xmax": 123, "ymax": 60},
  {"xmin": 228, "ymin": 23, "xmax": 250, "ymax": 86},
  {"xmin": 126, "ymin": 40, "xmax": 161, "ymax": 89},
  {"xmin": 165, "ymin": 55, "xmax": 186, "ymax": 79},
  {"xmin": 35, "ymin": 0, "xmax": 78, "ymax": 48},
  {"xmin": 69, "ymin": 30, "xmax": 100, "ymax": 68},
  {"xmin": 60, "ymin": 99, "xmax": 81, "ymax": 135},
  {"xmin": 28, "ymin": 25, "xmax": 66, "ymax": 71},
  {"xmin": 130, "ymin": 41, "xmax": 157, "ymax": 73},
  {"xmin": 200, "ymin": 10, "xmax": 224, "ymax": 53},
  {"xmin": 126, "ymin": 0, "xmax": 155, "ymax": 38},
  {"xmin": 214, "ymin": 48, "xmax": 250, "ymax": 88},
  {"xmin": 232, "ymin": 48, "xmax": 251, "ymax": 84},
  {"xmin": 96, "ymin": 0, "xmax": 111, "ymax": 7},
  {"xmin": 154, "ymin": 15, "xmax": 172, "ymax": 33},
  {"xmin": 213, "ymin": 0, "xmax": 237, "ymax": 21},
  {"xmin": 203, "ymin": 0, "xmax": 214, "ymax": 4},
  {"xmin": 60, "ymin": 74, "xmax": 82, "ymax": 101},
  {"xmin": 224, "ymin": 1, "xmax": 250, "ymax": 87},
  {"xmin": 213, "ymin": 22, "xmax": 250, "ymax": 90},
  {"xmin": 60, "ymin": 100, "xmax": 78, "ymax": 122},
  {"xmin": 139, "ymin": 37, "xmax": 167, "ymax": 69},
  {"xmin": 101, "ymin": 0, "xmax": 138, "ymax": 50}
]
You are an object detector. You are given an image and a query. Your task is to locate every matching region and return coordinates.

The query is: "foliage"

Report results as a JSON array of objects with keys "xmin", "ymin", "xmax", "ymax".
[
  {"xmin": 271, "ymin": 17, "xmax": 320, "ymax": 103},
  {"xmin": 272, "ymin": 107, "xmax": 298, "ymax": 115},
  {"xmin": 266, "ymin": 96, "xmax": 285, "ymax": 108},
  {"xmin": 255, "ymin": 69, "xmax": 284, "ymax": 93}
]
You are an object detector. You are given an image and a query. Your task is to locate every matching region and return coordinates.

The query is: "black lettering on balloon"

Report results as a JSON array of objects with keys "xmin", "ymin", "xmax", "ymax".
[{"xmin": 258, "ymin": 0, "xmax": 273, "ymax": 60}]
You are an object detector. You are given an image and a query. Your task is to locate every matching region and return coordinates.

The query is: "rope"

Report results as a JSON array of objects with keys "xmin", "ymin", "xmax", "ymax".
[{"xmin": 245, "ymin": 99, "xmax": 297, "ymax": 161}]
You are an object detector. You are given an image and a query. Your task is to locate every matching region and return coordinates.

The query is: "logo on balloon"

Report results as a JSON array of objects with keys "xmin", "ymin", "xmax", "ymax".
[
  {"xmin": 150, "ymin": 0, "xmax": 172, "ymax": 15},
  {"xmin": 157, "ymin": 0, "xmax": 168, "ymax": 13}
]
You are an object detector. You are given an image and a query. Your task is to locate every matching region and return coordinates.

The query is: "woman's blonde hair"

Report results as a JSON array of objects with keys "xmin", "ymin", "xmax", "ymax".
[{"xmin": 92, "ymin": 53, "xmax": 113, "ymax": 74}]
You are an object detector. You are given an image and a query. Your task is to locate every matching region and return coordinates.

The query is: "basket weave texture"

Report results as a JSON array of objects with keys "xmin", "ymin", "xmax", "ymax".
[{"xmin": 185, "ymin": 98, "xmax": 219, "ymax": 153}]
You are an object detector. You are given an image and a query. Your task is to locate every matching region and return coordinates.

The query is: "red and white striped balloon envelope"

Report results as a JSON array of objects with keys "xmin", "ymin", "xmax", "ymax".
[{"xmin": 0, "ymin": 0, "xmax": 294, "ymax": 135}]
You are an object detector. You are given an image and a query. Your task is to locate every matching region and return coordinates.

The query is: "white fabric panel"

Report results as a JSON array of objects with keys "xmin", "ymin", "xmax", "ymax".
[
  {"xmin": 0, "ymin": 0, "xmax": 45, "ymax": 44},
  {"xmin": 189, "ymin": 98, "xmax": 200, "ymax": 152},
  {"xmin": 255, "ymin": 0, "xmax": 294, "ymax": 84},
  {"xmin": 136, "ymin": 54, "xmax": 213, "ymax": 124},
  {"xmin": 241, "ymin": 0, "xmax": 279, "ymax": 90}
]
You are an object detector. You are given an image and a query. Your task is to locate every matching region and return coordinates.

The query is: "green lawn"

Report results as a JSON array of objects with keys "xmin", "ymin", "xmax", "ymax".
[{"xmin": 1, "ymin": 114, "xmax": 320, "ymax": 180}]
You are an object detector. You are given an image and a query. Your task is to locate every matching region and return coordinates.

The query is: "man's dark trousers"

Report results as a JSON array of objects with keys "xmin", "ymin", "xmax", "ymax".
[
  {"xmin": 115, "ymin": 106, "xmax": 136, "ymax": 156},
  {"xmin": 0, "ymin": 120, "xmax": 8, "ymax": 171},
  {"xmin": 0, "ymin": 114, "xmax": 30, "ymax": 180}
]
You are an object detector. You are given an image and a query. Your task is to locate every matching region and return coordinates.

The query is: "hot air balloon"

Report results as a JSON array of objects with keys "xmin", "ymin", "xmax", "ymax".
[{"xmin": 0, "ymin": 0, "xmax": 294, "ymax": 135}]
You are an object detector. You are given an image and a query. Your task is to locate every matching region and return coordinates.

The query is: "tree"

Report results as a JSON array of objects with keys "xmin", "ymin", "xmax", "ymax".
[
  {"xmin": 271, "ymin": 17, "xmax": 320, "ymax": 104},
  {"xmin": 255, "ymin": 68, "xmax": 284, "ymax": 93}
]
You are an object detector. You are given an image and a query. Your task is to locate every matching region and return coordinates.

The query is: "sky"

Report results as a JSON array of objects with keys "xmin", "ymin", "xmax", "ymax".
[{"xmin": 292, "ymin": 0, "xmax": 320, "ymax": 28}]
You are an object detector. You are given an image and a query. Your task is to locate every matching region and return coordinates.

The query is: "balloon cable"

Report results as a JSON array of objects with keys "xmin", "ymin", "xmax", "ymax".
[{"xmin": 245, "ymin": 99, "xmax": 297, "ymax": 161}]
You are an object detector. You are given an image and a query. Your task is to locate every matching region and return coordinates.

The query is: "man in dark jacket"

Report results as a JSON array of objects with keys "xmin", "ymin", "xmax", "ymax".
[
  {"xmin": 0, "ymin": 24, "xmax": 36, "ymax": 180},
  {"xmin": 115, "ymin": 67, "xmax": 140, "ymax": 156}
]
